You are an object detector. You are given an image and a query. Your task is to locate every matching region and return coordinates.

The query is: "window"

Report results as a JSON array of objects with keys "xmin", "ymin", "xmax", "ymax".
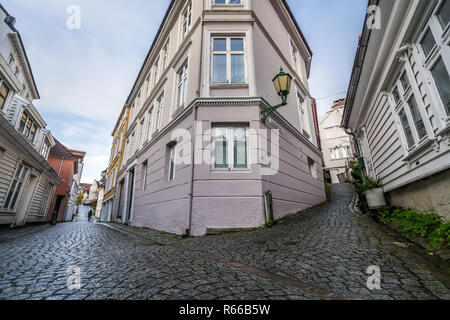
[
  {"xmin": 399, "ymin": 109, "xmax": 415, "ymax": 149},
  {"xmin": 168, "ymin": 145, "xmax": 176, "ymax": 181},
  {"xmin": 153, "ymin": 59, "xmax": 159, "ymax": 86},
  {"xmin": 40, "ymin": 183, "xmax": 52, "ymax": 215},
  {"xmin": 307, "ymin": 157, "xmax": 317, "ymax": 178},
  {"xmin": 437, "ymin": 0, "xmax": 449, "ymax": 29},
  {"xmin": 14, "ymin": 67, "xmax": 19, "ymax": 76},
  {"xmin": 145, "ymin": 74, "xmax": 151, "ymax": 98},
  {"xmin": 392, "ymin": 86, "xmax": 401, "ymax": 105},
  {"xmin": 420, "ymin": 29, "xmax": 436, "ymax": 58},
  {"xmin": 142, "ymin": 161, "xmax": 148, "ymax": 190},
  {"xmin": 408, "ymin": 96, "xmax": 427, "ymax": 140},
  {"xmin": 400, "ymin": 72, "xmax": 410, "ymax": 92},
  {"xmin": 291, "ymin": 42, "xmax": 301, "ymax": 75},
  {"xmin": 154, "ymin": 93, "xmax": 164, "ymax": 132},
  {"xmin": 18, "ymin": 112, "xmax": 38, "ymax": 143},
  {"xmin": 297, "ymin": 93, "xmax": 311, "ymax": 138},
  {"xmin": 3, "ymin": 163, "xmax": 29, "ymax": 210},
  {"xmin": 213, "ymin": 127, "xmax": 228, "ymax": 169},
  {"xmin": 137, "ymin": 119, "xmax": 145, "ymax": 149},
  {"xmin": 146, "ymin": 109, "xmax": 153, "ymax": 140},
  {"xmin": 41, "ymin": 139, "xmax": 50, "ymax": 159},
  {"xmin": 181, "ymin": 2, "xmax": 192, "ymax": 39},
  {"xmin": 212, "ymin": 125, "xmax": 248, "ymax": 170},
  {"xmin": 8, "ymin": 53, "xmax": 14, "ymax": 67},
  {"xmin": 212, "ymin": 37, "xmax": 245, "ymax": 84},
  {"xmin": 176, "ymin": 63, "xmax": 188, "ymax": 110},
  {"xmin": 0, "ymin": 80, "xmax": 10, "ymax": 110},
  {"xmin": 214, "ymin": 0, "xmax": 242, "ymax": 4},
  {"xmin": 430, "ymin": 57, "xmax": 450, "ymax": 116},
  {"xmin": 162, "ymin": 41, "xmax": 169, "ymax": 70}
]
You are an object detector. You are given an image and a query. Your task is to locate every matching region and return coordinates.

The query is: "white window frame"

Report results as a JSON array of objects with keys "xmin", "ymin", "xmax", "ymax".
[
  {"xmin": 142, "ymin": 161, "xmax": 148, "ymax": 190},
  {"xmin": 0, "ymin": 79, "xmax": 10, "ymax": 110},
  {"xmin": 213, "ymin": 0, "xmax": 242, "ymax": 5},
  {"xmin": 212, "ymin": 125, "xmax": 250, "ymax": 171},
  {"xmin": 296, "ymin": 91, "xmax": 311, "ymax": 139},
  {"xmin": 390, "ymin": 69, "xmax": 429, "ymax": 151},
  {"xmin": 416, "ymin": 0, "xmax": 450, "ymax": 120},
  {"xmin": 3, "ymin": 162, "xmax": 30, "ymax": 211},
  {"xmin": 146, "ymin": 108, "xmax": 153, "ymax": 141},
  {"xmin": 168, "ymin": 145, "xmax": 176, "ymax": 182},
  {"xmin": 153, "ymin": 93, "xmax": 164, "ymax": 133},
  {"xmin": 176, "ymin": 62, "xmax": 188, "ymax": 110},
  {"xmin": 17, "ymin": 111, "xmax": 39, "ymax": 143},
  {"xmin": 211, "ymin": 37, "xmax": 247, "ymax": 84},
  {"xmin": 181, "ymin": 2, "xmax": 192, "ymax": 41}
]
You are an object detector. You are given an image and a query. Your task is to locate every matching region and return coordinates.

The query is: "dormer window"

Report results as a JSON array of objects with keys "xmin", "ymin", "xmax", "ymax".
[
  {"xmin": 18, "ymin": 112, "xmax": 38, "ymax": 143},
  {"xmin": 0, "ymin": 80, "xmax": 10, "ymax": 110}
]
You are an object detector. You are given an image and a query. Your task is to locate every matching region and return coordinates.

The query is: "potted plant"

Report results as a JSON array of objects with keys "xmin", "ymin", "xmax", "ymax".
[{"xmin": 357, "ymin": 176, "xmax": 387, "ymax": 209}]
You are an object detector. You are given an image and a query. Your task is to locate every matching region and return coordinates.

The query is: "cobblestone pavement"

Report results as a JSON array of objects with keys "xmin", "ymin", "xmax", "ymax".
[{"xmin": 0, "ymin": 184, "xmax": 449, "ymax": 300}]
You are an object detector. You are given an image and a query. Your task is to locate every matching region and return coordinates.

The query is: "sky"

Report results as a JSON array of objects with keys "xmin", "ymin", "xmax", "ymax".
[{"xmin": 2, "ymin": 0, "xmax": 367, "ymax": 183}]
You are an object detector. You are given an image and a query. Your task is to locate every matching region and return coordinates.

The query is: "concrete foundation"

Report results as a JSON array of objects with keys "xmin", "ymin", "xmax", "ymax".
[{"xmin": 387, "ymin": 169, "xmax": 450, "ymax": 220}]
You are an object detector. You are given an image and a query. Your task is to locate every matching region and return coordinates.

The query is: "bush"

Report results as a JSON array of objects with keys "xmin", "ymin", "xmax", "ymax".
[
  {"xmin": 355, "ymin": 176, "xmax": 382, "ymax": 193},
  {"xmin": 265, "ymin": 220, "xmax": 274, "ymax": 228},
  {"xmin": 350, "ymin": 160, "xmax": 363, "ymax": 182},
  {"xmin": 377, "ymin": 208, "xmax": 449, "ymax": 249}
]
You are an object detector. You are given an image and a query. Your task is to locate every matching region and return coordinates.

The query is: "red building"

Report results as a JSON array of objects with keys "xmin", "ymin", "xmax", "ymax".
[{"xmin": 47, "ymin": 139, "xmax": 77, "ymax": 223}]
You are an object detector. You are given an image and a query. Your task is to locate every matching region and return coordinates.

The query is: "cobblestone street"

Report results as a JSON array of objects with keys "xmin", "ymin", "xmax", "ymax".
[{"xmin": 0, "ymin": 184, "xmax": 449, "ymax": 300}]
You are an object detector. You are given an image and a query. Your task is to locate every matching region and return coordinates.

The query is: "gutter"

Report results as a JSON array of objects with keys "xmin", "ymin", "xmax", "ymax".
[{"xmin": 342, "ymin": 0, "xmax": 378, "ymax": 129}]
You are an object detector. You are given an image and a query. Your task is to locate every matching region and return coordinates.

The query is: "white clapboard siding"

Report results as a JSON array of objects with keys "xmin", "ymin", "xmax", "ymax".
[{"xmin": 0, "ymin": 149, "xmax": 18, "ymax": 206}]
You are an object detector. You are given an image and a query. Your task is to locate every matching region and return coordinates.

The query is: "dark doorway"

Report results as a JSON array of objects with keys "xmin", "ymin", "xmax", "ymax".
[
  {"xmin": 117, "ymin": 180, "xmax": 124, "ymax": 221},
  {"xmin": 51, "ymin": 196, "xmax": 64, "ymax": 225},
  {"xmin": 126, "ymin": 169, "xmax": 135, "ymax": 224}
]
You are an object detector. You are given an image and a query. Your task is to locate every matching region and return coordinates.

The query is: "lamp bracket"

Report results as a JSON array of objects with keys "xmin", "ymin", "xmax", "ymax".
[{"xmin": 261, "ymin": 99, "xmax": 287, "ymax": 123}]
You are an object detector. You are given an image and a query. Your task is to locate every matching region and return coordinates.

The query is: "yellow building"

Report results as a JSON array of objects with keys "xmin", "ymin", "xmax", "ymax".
[{"xmin": 100, "ymin": 105, "xmax": 130, "ymax": 221}]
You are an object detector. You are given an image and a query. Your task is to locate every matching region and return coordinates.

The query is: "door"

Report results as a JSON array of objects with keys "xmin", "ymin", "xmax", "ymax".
[
  {"xmin": 126, "ymin": 169, "xmax": 135, "ymax": 224},
  {"xmin": 117, "ymin": 180, "xmax": 124, "ymax": 221},
  {"xmin": 14, "ymin": 174, "xmax": 38, "ymax": 227}
]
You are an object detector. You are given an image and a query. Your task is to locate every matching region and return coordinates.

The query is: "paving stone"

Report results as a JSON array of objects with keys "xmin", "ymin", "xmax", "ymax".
[{"xmin": 0, "ymin": 184, "xmax": 448, "ymax": 300}]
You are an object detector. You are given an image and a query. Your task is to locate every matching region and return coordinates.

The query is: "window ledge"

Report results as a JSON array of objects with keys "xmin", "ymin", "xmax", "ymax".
[
  {"xmin": 212, "ymin": 4, "xmax": 245, "ymax": 9},
  {"xmin": 210, "ymin": 83, "xmax": 248, "ymax": 89},
  {"xmin": 402, "ymin": 136, "xmax": 435, "ymax": 162}
]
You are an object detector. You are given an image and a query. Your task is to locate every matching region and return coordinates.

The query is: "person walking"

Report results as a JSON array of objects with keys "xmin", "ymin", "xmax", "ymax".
[{"xmin": 88, "ymin": 209, "xmax": 93, "ymax": 222}]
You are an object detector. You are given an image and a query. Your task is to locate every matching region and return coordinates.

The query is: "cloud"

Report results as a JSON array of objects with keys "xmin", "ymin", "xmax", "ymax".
[{"xmin": 2, "ymin": 0, "xmax": 170, "ymax": 183}]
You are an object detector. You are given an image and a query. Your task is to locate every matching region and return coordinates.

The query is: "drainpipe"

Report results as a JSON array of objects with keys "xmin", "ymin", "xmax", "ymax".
[
  {"xmin": 187, "ymin": 105, "xmax": 198, "ymax": 237},
  {"xmin": 187, "ymin": 15, "xmax": 204, "ymax": 237}
]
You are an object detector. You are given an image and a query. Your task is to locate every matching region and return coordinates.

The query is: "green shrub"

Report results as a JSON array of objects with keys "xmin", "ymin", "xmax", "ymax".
[
  {"xmin": 265, "ymin": 220, "xmax": 274, "ymax": 228},
  {"xmin": 377, "ymin": 207, "xmax": 448, "ymax": 249},
  {"xmin": 355, "ymin": 176, "xmax": 382, "ymax": 193}
]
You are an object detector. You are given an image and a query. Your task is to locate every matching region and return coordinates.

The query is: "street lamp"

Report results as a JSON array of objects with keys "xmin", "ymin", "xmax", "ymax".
[{"xmin": 261, "ymin": 67, "xmax": 293, "ymax": 123}]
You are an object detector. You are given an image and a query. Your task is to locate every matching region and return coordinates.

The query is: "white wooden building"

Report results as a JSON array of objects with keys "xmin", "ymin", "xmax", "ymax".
[
  {"xmin": 343, "ymin": 0, "xmax": 450, "ymax": 219},
  {"xmin": 0, "ymin": 4, "xmax": 61, "ymax": 226}
]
